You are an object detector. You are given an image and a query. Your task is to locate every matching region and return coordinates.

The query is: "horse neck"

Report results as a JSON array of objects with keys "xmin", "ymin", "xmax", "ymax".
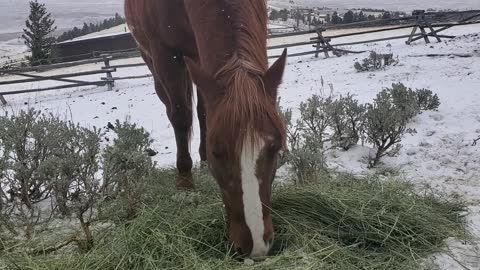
[{"xmin": 184, "ymin": 0, "xmax": 268, "ymax": 76}]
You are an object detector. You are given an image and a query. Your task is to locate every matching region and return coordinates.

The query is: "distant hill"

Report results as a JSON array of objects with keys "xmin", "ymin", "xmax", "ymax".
[
  {"xmin": 0, "ymin": 0, "xmax": 123, "ymax": 34},
  {"xmin": 1, "ymin": 0, "xmax": 479, "ymax": 34},
  {"xmin": 271, "ymin": 0, "xmax": 480, "ymax": 11}
]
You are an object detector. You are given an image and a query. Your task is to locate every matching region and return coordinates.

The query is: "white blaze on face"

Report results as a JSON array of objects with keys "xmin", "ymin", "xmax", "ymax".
[{"xmin": 240, "ymin": 138, "xmax": 269, "ymax": 258}]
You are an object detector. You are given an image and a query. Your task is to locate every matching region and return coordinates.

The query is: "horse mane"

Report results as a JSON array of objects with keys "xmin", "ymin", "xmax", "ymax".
[{"xmin": 208, "ymin": 0, "xmax": 286, "ymax": 158}]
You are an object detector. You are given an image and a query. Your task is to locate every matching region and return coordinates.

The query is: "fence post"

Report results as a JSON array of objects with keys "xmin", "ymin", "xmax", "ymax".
[
  {"xmin": 418, "ymin": 11, "xmax": 431, "ymax": 43},
  {"xmin": 314, "ymin": 28, "xmax": 329, "ymax": 58},
  {"xmin": 0, "ymin": 95, "xmax": 7, "ymax": 105},
  {"xmin": 102, "ymin": 55, "xmax": 114, "ymax": 91},
  {"xmin": 407, "ymin": 10, "xmax": 433, "ymax": 45},
  {"xmin": 425, "ymin": 21, "xmax": 442, "ymax": 42}
]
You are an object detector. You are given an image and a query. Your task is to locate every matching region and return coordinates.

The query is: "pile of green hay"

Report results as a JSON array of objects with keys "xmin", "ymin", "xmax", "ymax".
[{"xmin": 3, "ymin": 171, "xmax": 467, "ymax": 270}]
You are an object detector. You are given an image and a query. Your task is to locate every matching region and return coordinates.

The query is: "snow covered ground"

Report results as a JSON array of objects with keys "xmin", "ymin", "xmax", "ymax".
[
  {"xmin": 0, "ymin": 23, "xmax": 479, "ymax": 269},
  {"xmin": 0, "ymin": 37, "xmax": 27, "ymax": 65}
]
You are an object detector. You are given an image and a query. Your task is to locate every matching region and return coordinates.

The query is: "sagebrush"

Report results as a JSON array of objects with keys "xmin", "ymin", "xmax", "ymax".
[
  {"xmin": 278, "ymin": 83, "xmax": 441, "ymax": 170},
  {"xmin": 0, "ymin": 111, "xmax": 157, "ymax": 253},
  {"xmin": 354, "ymin": 51, "xmax": 399, "ymax": 72}
]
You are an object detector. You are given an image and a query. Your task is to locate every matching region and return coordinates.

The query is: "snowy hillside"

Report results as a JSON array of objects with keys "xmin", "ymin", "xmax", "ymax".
[
  {"xmin": 0, "ymin": 22, "xmax": 480, "ymax": 269},
  {"xmin": 0, "ymin": 0, "xmax": 124, "ymax": 34}
]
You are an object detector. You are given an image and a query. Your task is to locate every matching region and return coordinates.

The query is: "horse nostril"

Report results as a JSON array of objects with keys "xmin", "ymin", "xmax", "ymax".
[
  {"xmin": 265, "ymin": 235, "xmax": 274, "ymax": 247},
  {"xmin": 267, "ymin": 238, "xmax": 274, "ymax": 247}
]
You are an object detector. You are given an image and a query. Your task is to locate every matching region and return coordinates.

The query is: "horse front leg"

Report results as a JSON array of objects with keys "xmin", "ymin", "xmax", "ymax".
[
  {"xmin": 167, "ymin": 71, "xmax": 194, "ymax": 190},
  {"xmin": 149, "ymin": 47, "xmax": 195, "ymax": 190},
  {"xmin": 197, "ymin": 89, "xmax": 207, "ymax": 164}
]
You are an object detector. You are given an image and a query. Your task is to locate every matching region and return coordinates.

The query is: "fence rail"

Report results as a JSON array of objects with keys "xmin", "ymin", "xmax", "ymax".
[{"xmin": 0, "ymin": 10, "xmax": 479, "ymax": 105}]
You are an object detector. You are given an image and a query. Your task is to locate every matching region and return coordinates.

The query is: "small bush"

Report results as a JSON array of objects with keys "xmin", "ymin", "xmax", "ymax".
[
  {"xmin": 365, "ymin": 90, "xmax": 416, "ymax": 167},
  {"xmin": 0, "ymin": 109, "xmax": 105, "ymax": 251},
  {"xmin": 417, "ymin": 88, "xmax": 441, "ymax": 111},
  {"xmin": 278, "ymin": 83, "xmax": 441, "ymax": 169},
  {"xmin": 327, "ymin": 94, "xmax": 366, "ymax": 150},
  {"xmin": 0, "ymin": 110, "xmax": 66, "ymax": 239},
  {"xmin": 46, "ymin": 120, "xmax": 103, "ymax": 252},
  {"xmin": 390, "ymin": 83, "xmax": 420, "ymax": 120},
  {"xmin": 354, "ymin": 52, "xmax": 399, "ymax": 72},
  {"xmin": 298, "ymin": 95, "xmax": 333, "ymax": 147},
  {"xmin": 0, "ymin": 111, "xmax": 158, "ymax": 254},
  {"xmin": 102, "ymin": 120, "xmax": 156, "ymax": 221},
  {"xmin": 278, "ymin": 96, "xmax": 330, "ymax": 184}
]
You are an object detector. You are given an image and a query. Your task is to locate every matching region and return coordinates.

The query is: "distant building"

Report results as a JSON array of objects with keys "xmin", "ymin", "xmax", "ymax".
[{"xmin": 55, "ymin": 32, "xmax": 137, "ymax": 62}]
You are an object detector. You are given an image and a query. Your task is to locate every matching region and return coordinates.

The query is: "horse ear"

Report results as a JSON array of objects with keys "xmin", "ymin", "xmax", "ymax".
[
  {"xmin": 184, "ymin": 57, "xmax": 222, "ymax": 105},
  {"xmin": 264, "ymin": 49, "xmax": 287, "ymax": 100}
]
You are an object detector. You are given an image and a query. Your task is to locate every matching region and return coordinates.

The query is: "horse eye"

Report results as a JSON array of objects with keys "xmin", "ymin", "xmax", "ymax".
[
  {"xmin": 212, "ymin": 149, "xmax": 225, "ymax": 159},
  {"xmin": 268, "ymin": 143, "xmax": 281, "ymax": 153}
]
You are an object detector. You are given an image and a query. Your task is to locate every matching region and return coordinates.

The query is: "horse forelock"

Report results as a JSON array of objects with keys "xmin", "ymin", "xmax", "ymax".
[{"xmin": 208, "ymin": 61, "xmax": 285, "ymax": 159}]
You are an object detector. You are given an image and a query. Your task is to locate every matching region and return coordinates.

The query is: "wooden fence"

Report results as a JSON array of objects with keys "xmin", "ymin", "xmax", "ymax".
[
  {"xmin": 0, "ymin": 10, "xmax": 479, "ymax": 105},
  {"xmin": 268, "ymin": 10, "xmax": 480, "ymax": 59}
]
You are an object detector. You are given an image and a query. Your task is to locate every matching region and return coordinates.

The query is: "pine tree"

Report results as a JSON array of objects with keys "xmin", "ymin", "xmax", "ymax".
[
  {"xmin": 331, "ymin": 12, "xmax": 343, "ymax": 24},
  {"xmin": 343, "ymin": 11, "xmax": 354, "ymax": 24},
  {"xmin": 22, "ymin": 0, "xmax": 57, "ymax": 66},
  {"xmin": 358, "ymin": 11, "xmax": 367, "ymax": 22},
  {"xmin": 382, "ymin": 12, "xmax": 392, "ymax": 19}
]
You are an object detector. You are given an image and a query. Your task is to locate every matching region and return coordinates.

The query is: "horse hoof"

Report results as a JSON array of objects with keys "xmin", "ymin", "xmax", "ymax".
[{"xmin": 176, "ymin": 176, "xmax": 195, "ymax": 190}]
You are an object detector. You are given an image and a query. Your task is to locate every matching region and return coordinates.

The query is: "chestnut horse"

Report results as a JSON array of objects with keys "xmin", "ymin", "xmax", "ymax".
[{"xmin": 125, "ymin": 0, "xmax": 287, "ymax": 257}]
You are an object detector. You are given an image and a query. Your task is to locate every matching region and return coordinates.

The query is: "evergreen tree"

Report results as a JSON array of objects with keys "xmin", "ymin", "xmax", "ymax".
[
  {"xmin": 343, "ymin": 11, "xmax": 354, "ymax": 24},
  {"xmin": 279, "ymin": 9, "xmax": 289, "ymax": 21},
  {"xmin": 269, "ymin": 9, "xmax": 279, "ymax": 20},
  {"xmin": 382, "ymin": 12, "xmax": 392, "ymax": 19},
  {"xmin": 22, "ymin": 0, "xmax": 57, "ymax": 66},
  {"xmin": 82, "ymin": 23, "xmax": 89, "ymax": 35},
  {"xmin": 331, "ymin": 12, "xmax": 343, "ymax": 24},
  {"xmin": 56, "ymin": 14, "xmax": 127, "ymax": 42},
  {"xmin": 358, "ymin": 11, "xmax": 367, "ymax": 22}
]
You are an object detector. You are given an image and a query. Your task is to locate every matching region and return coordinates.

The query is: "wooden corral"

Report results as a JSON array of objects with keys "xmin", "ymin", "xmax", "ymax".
[{"xmin": 55, "ymin": 33, "xmax": 138, "ymax": 62}]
